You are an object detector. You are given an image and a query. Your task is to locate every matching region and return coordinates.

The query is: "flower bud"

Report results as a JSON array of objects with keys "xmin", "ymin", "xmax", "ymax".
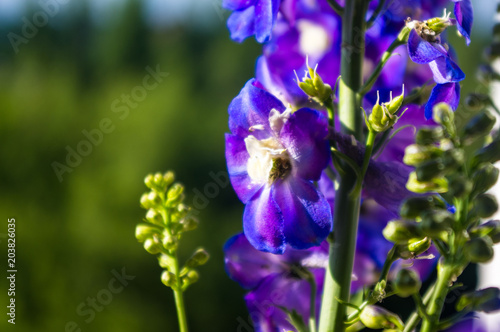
[
  {"xmin": 407, "ymin": 237, "xmax": 432, "ymax": 255},
  {"xmin": 399, "ymin": 197, "xmax": 436, "ymax": 219},
  {"xmin": 447, "ymin": 174, "xmax": 473, "ymax": 198},
  {"xmin": 162, "ymin": 232, "xmax": 178, "ymax": 250},
  {"xmin": 415, "ymin": 127, "xmax": 444, "ymax": 145},
  {"xmin": 161, "ymin": 270, "xmax": 177, "ymax": 288},
  {"xmin": 135, "ymin": 223, "xmax": 162, "ymax": 242},
  {"xmin": 420, "ymin": 210, "xmax": 453, "ymax": 237},
  {"xmin": 385, "ymin": 86, "xmax": 405, "ymax": 115},
  {"xmin": 359, "ymin": 305, "xmax": 404, "ymax": 330},
  {"xmin": 406, "ymin": 172, "xmax": 448, "ymax": 194},
  {"xmin": 383, "ymin": 220, "xmax": 421, "ymax": 244},
  {"xmin": 465, "ymin": 237, "xmax": 494, "ymax": 263},
  {"xmin": 462, "ymin": 111, "xmax": 496, "ymax": 144},
  {"xmin": 146, "ymin": 209, "xmax": 164, "ymax": 225},
  {"xmin": 166, "ymin": 183, "xmax": 184, "ymax": 206},
  {"xmin": 182, "ymin": 270, "xmax": 200, "ymax": 288},
  {"xmin": 144, "ymin": 174, "xmax": 156, "ymax": 189},
  {"xmin": 464, "ymin": 93, "xmax": 491, "ymax": 111},
  {"xmin": 144, "ymin": 237, "xmax": 162, "ymax": 255},
  {"xmin": 140, "ymin": 193, "xmax": 154, "ymax": 209},
  {"xmin": 415, "ymin": 158, "xmax": 446, "ymax": 182},
  {"xmin": 181, "ymin": 216, "xmax": 199, "ymax": 232},
  {"xmin": 471, "ymin": 164, "xmax": 499, "ymax": 197},
  {"xmin": 163, "ymin": 171, "xmax": 175, "ymax": 187},
  {"xmin": 432, "ymin": 103, "xmax": 456, "ymax": 137},
  {"xmin": 456, "ymin": 288, "xmax": 500, "ymax": 313},
  {"xmin": 153, "ymin": 172, "xmax": 167, "ymax": 190},
  {"xmin": 473, "ymin": 194, "xmax": 499, "ymax": 218},
  {"xmin": 425, "ymin": 15, "xmax": 454, "ymax": 35},
  {"xmin": 473, "ymin": 139, "xmax": 500, "ymax": 166},
  {"xmin": 296, "ymin": 61, "xmax": 332, "ymax": 104},
  {"xmin": 158, "ymin": 254, "xmax": 174, "ymax": 269},
  {"xmin": 403, "ymin": 144, "xmax": 443, "ymax": 166},
  {"xmin": 394, "ymin": 268, "xmax": 421, "ymax": 298},
  {"xmin": 185, "ymin": 248, "xmax": 210, "ymax": 268},
  {"xmin": 368, "ymin": 95, "xmax": 392, "ymax": 133},
  {"xmin": 470, "ymin": 220, "xmax": 500, "ymax": 244}
]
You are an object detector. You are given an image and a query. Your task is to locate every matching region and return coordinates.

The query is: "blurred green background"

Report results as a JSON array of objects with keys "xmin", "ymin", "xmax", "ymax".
[{"xmin": 0, "ymin": 0, "xmax": 495, "ymax": 331}]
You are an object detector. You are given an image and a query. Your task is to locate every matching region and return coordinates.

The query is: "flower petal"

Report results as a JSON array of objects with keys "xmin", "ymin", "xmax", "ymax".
[
  {"xmin": 425, "ymin": 82, "xmax": 461, "ymax": 120},
  {"xmin": 407, "ymin": 29, "xmax": 445, "ymax": 64},
  {"xmin": 428, "ymin": 56, "xmax": 465, "ymax": 84},
  {"xmin": 453, "ymin": 0, "xmax": 473, "ymax": 46},
  {"xmin": 227, "ymin": 6, "xmax": 256, "ymax": 43},
  {"xmin": 254, "ymin": 0, "xmax": 280, "ymax": 43},
  {"xmin": 280, "ymin": 108, "xmax": 330, "ymax": 181},
  {"xmin": 243, "ymin": 185, "xmax": 286, "ymax": 254},
  {"xmin": 225, "ymin": 134, "xmax": 264, "ymax": 203},
  {"xmin": 274, "ymin": 178, "xmax": 332, "ymax": 250},
  {"xmin": 228, "ymin": 79, "xmax": 285, "ymax": 139},
  {"xmin": 224, "ymin": 233, "xmax": 285, "ymax": 289}
]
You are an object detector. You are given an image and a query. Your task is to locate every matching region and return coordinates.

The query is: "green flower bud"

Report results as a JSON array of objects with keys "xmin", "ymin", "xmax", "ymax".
[
  {"xmin": 162, "ymin": 232, "xmax": 178, "ymax": 250},
  {"xmin": 456, "ymin": 287, "xmax": 500, "ymax": 312},
  {"xmin": 399, "ymin": 197, "xmax": 436, "ymax": 219},
  {"xmin": 403, "ymin": 144, "xmax": 443, "ymax": 166},
  {"xmin": 383, "ymin": 220, "xmax": 421, "ymax": 244},
  {"xmin": 470, "ymin": 220, "xmax": 500, "ymax": 244},
  {"xmin": 163, "ymin": 171, "xmax": 175, "ymax": 187},
  {"xmin": 415, "ymin": 127, "xmax": 444, "ymax": 145},
  {"xmin": 135, "ymin": 223, "xmax": 162, "ymax": 242},
  {"xmin": 406, "ymin": 172, "xmax": 448, "ymax": 194},
  {"xmin": 394, "ymin": 268, "xmax": 421, "ymax": 298},
  {"xmin": 158, "ymin": 254, "xmax": 174, "ymax": 269},
  {"xmin": 415, "ymin": 158, "xmax": 446, "ymax": 182},
  {"xmin": 140, "ymin": 193, "xmax": 154, "ymax": 209},
  {"xmin": 368, "ymin": 95, "xmax": 392, "ymax": 133},
  {"xmin": 420, "ymin": 210, "xmax": 453, "ymax": 237},
  {"xmin": 425, "ymin": 15, "xmax": 454, "ymax": 35},
  {"xmin": 166, "ymin": 183, "xmax": 184, "ymax": 206},
  {"xmin": 144, "ymin": 174, "xmax": 156, "ymax": 189},
  {"xmin": 359, "ymin": 305, "xmax": 404, "ymax": 330},
  {"xmin": 295, "ymin": 60, "xmax": 332, "ymax": 104},
  {"xmin": 473, "ymin": 194, "xmax": 498, "ymax": 218},
  {"xmin": 161, "ymin": 270, "xmax": 177, "ymax": 288},
  {"xmin": 462, "ymin": 111, "xmax": 496, "ymax": 144},
  {"xmin": 447, "ymin": 174, "xmax": 473, "ymax": 198},
  {"xmin": 153, "ymin": 172, "xmax": 167, "ymax": 190},
  {"xmin": 407, "ymin": 237, "xmax": 432, "ymax": 255},
  {"xmin": 471, "ymin": 164, "xmax": 499, "ymax": 197},
  {"xmin": 146, "ymin": 209, "xmax": 164, "ymax": 225},
  {"xmin": 185, "ymin": 248, "xmax": 210, "ymax": 268},
  {"xmin": 473, "ymin": 139, "xmax": 500, "ymax": 166},
  {"xmin": 144, "ymin": 237, "xmax": 162, "ymax": 255},
  {"xmin": 432, "ymin": 103, "xmax": 456, "ymax": 137},
  {"xmin": 385, "ymin": 86, "xmax": 405, "ymax": 115},
  {"xmin": 465, "ymin": 237, "xmax": 494, "ymax": 263},
  {"xmin": 464, "ymin": 93, "xmax": 491, "ymax": 111},
  {"xmin": 442, "ymin": 149, "xmax": 465, "ymax": 168},
  {"xmin": 181, "ymin": 217, "xmax": 199, "ymax": 232},
  {"xmin": 182, "ymin": 270, "xmax": 200, "ymax": 288}
]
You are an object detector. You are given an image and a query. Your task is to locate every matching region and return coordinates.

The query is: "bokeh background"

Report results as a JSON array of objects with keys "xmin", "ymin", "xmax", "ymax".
[{"xmin": 0, "ymin": 0, "xmax": 497, "ymax": 331}]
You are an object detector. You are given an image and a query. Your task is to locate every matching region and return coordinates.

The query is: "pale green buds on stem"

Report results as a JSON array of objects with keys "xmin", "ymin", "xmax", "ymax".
[
  {"xmin": 394, "ymin": 269, "xmax": 421, "ymax": 298},
  {"xmin": 367, "ymin": 87, "xmax": 405, "ymax": 133},
  {"xmin": 359, "ymin": 305, "xmax": 404, "ymax": 331},
  {"xmin": 296, "ymin": 58, "xmax": 332, "ymax": 105}
]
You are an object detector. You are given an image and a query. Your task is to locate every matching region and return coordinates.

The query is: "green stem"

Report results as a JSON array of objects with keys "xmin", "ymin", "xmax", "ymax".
[
  {"xmin": 307, "ymin": 273, "xmax": 318, "ymax": 332},
  {"xmin": 359, "ymin": 27, "xmax": 410, "ymax": 96},
  {"xmin": 412, "ymin": 293, "xmax": 430, "ymax": 321},
  {"xmin": 318, "ymin": 1, "xmax": 367, "ymax": 331},
  {"xmin": 172, "ymin": 251, "xmax": 189, "ymax": 332},
  {"xmin": 403, "ymin": 283, "xmax": 436, "ymax": 332},
  {"xmin": 326, "ymin": 0, "xmax": 344, "ymax": 16},
  {"xmin": 366, "ymin": 0, "xmax": 386, "ymax": 28},
  {"xmin": 420, "ymin": 264, "xmax": 455, "ymax": 332}
]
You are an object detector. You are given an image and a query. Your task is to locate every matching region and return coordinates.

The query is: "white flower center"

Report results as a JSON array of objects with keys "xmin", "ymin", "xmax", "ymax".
[
  {"xmin": 297, "ymin": 20, "xmax": 331, "ymax": 57},
  {"xmin": 244, "ymin": 109, "xmax": 293, "ymax": 184}
]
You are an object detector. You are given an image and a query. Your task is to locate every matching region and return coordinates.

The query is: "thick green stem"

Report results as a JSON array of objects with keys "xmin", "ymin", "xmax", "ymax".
[
  {"xmin": 403, "ymin": 283, "xmax": 436, "ymax": 332},
  {"xmin": 318, "ymin": 1, "xmax": 367, "ymax": 331},
  {"xmin": 420, "ymin": 265, "xmax": 455, "ymax": 332},
  {"xmin": 172, "ymin": 251, "xmax": 189, "ymax": 332}
]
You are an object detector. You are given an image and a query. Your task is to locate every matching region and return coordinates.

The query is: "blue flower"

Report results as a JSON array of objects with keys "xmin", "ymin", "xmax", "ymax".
[
  {"xmin": 452, "ymin": 0, "xmax": 473, "ymax": 46},
  {"xmin": 223, "ymin": 0, "xmax": 281, "ymax": 43},
  {"xmin": 225, "ymin": 79, "xmax": 332, "ymax": 254}
]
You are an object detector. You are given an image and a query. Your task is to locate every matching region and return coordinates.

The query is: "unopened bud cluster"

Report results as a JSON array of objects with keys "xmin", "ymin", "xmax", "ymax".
[
  {"xmin": 135, "ymin": 171, "xmax": 208, "ymax": 290},
  {"xmin": 296, "ymin": 60, "xmax": 332, "ymax": 105},
  {"xmin": 367, "ymin": 87, "xmax": 404, "ymax": 133}
]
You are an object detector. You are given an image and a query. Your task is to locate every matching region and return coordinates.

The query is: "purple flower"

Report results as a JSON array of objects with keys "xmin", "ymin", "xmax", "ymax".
[
  {"xmin": 452, "ymin": 0, "xmax": 473, "ymax": 46},
  {"xmin": 224, "ymin": 233, "xmax": 327, "ymax": 332},
  {"xmin": 442, "ymin": 313, "xmax": 487, "ymax": 332},
  {"xmin": 223, "ymin": 0, "xmax": 281, "ymax": 43},
  {"xmin": 225, "ymin": 79, "xmax": 332, "ymax": 254}
]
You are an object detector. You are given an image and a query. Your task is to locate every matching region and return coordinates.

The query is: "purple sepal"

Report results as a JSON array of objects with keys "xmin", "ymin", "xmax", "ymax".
[
  {"xmin": 425, "ymin": 82, "xmax": 461, "ymax": 120},
  {"xmin": 452, "ymin": 0, "xmax": 473, "ymax": 46}
]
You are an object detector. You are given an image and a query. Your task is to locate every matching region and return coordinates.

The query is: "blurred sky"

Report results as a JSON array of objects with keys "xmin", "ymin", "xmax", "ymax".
[{"xmin": 0, "ymin": 0, "xmax": 495, "ymax": 31}]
